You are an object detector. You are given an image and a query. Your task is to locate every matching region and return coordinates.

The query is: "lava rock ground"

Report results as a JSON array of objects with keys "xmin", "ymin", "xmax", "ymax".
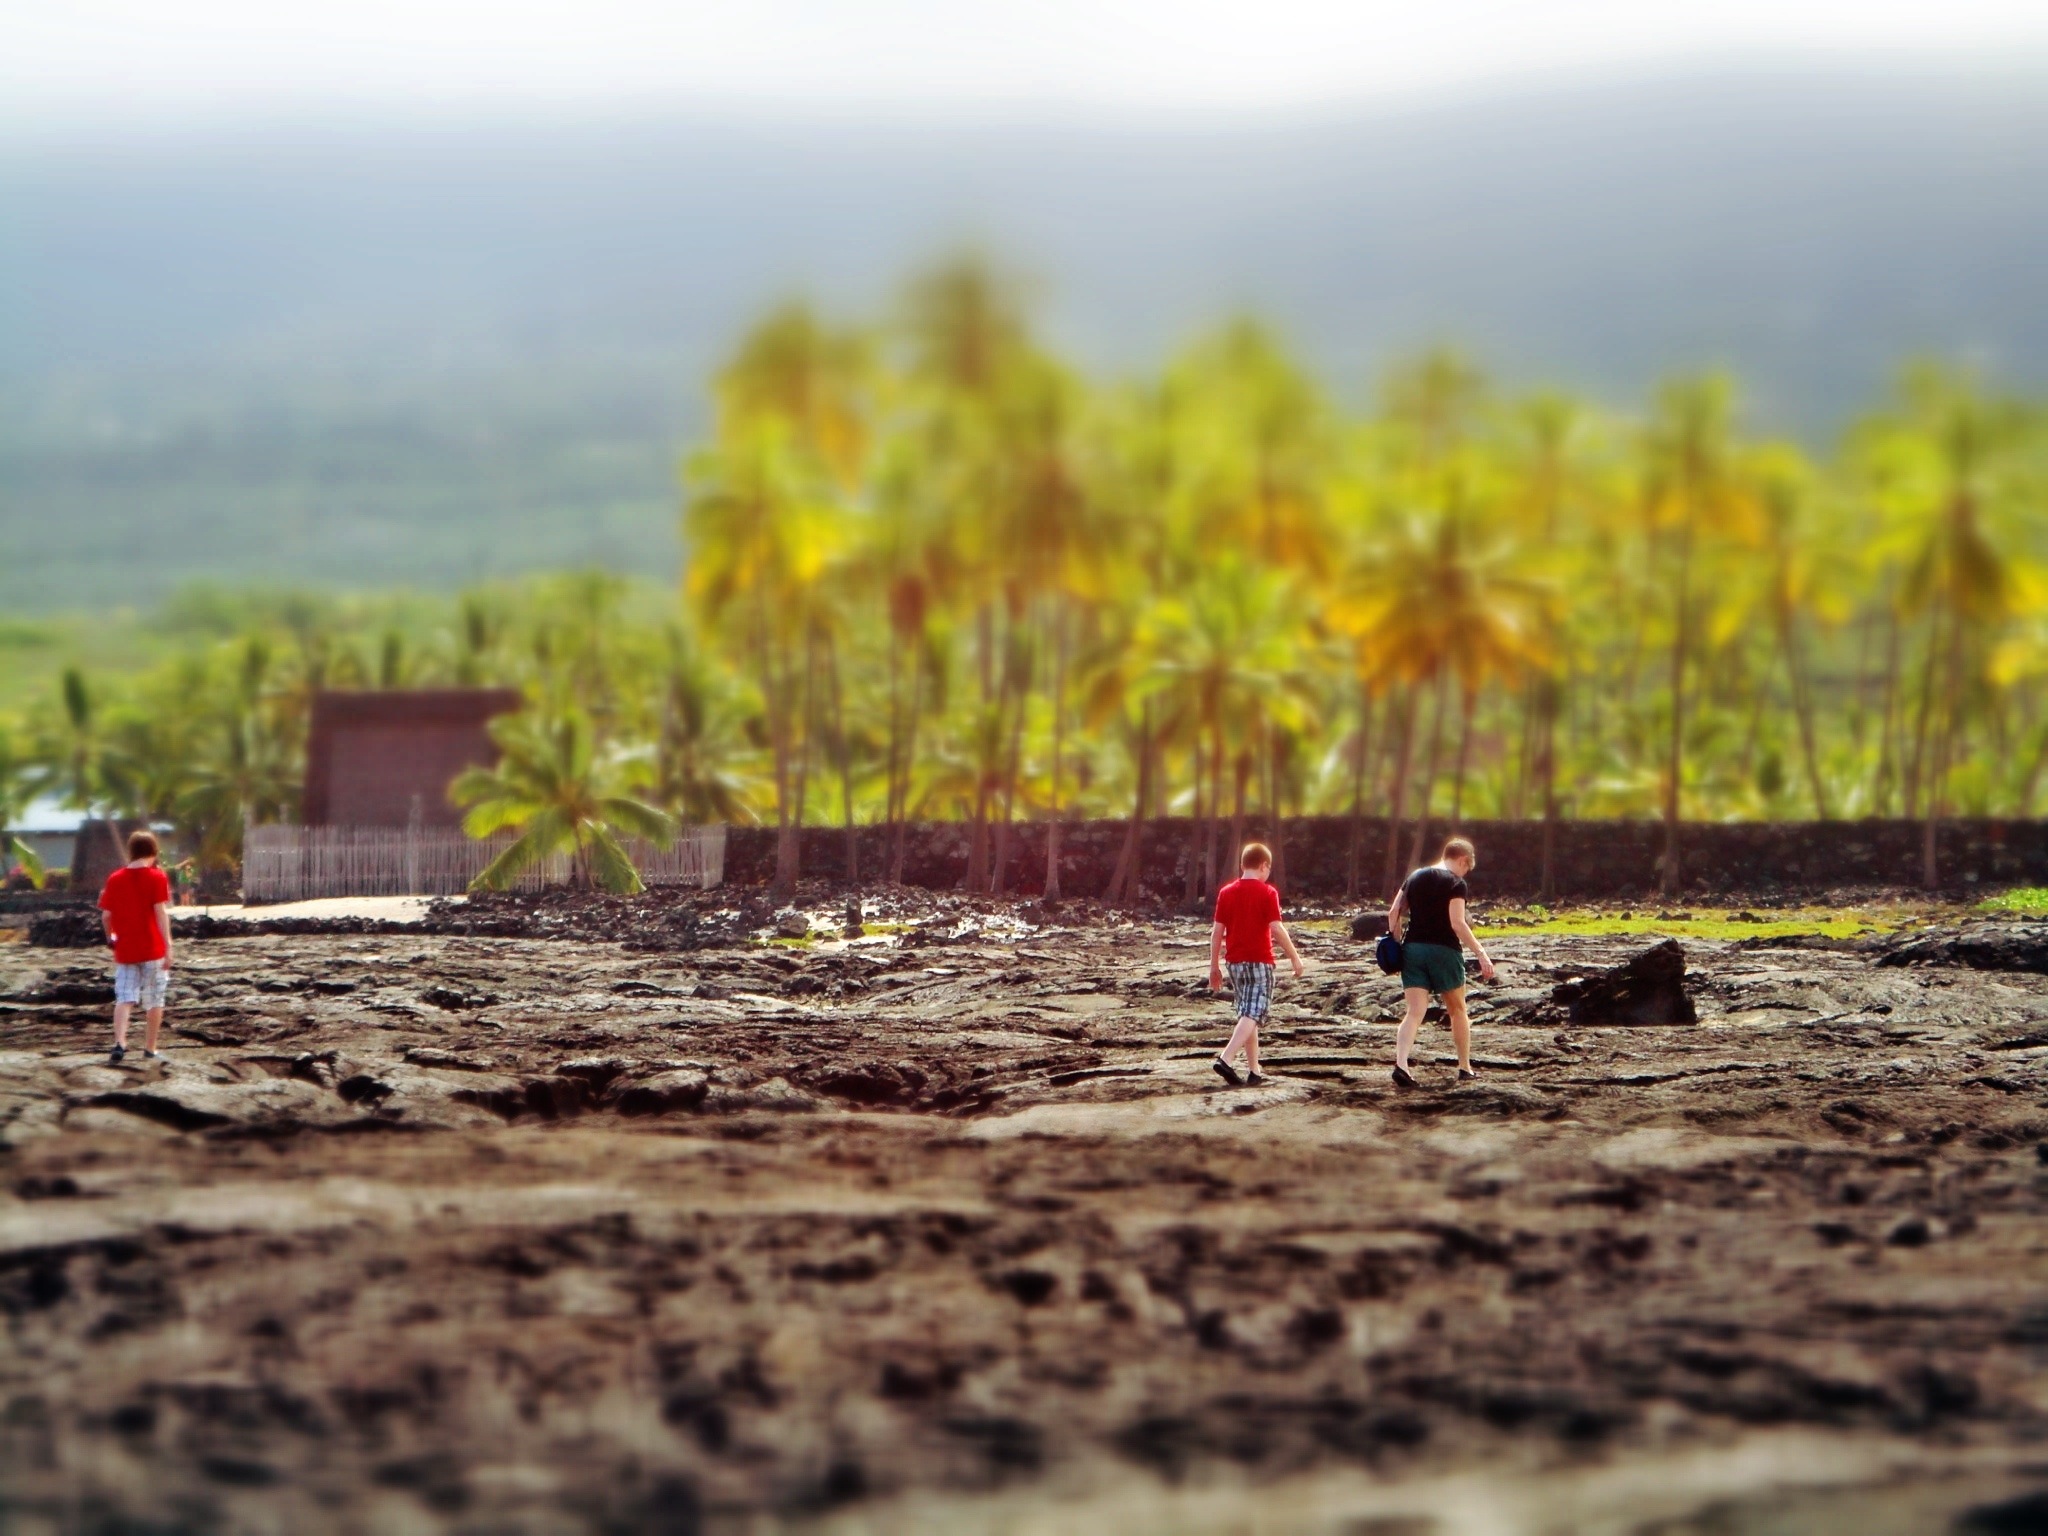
[{"xmin": 1, "ymin": 900, "xmax": 2045, "ymax": 1533}]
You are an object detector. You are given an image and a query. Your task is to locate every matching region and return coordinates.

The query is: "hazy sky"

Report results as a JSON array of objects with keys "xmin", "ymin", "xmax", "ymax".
[{"xmin": 8, "ymin": 0, "xmax": 2048, "ymax": 124}]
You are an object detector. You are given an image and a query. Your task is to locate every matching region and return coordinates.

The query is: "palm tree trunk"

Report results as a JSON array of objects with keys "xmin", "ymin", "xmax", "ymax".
[
  {"xmin": 1904, "ymin": 600, "xmax": 1943, "ymax": 820},
  {"xmin": 1106, "ymin": 701, "xmax": 1151, "ymax": 905},
  {"xmin": 764, "ymin": 626, "xmax": 799, "ymax": 899},
  {"xmin": 992, "ymin": 681, "xmax": 1026, "ymax": 896},
  {"xmin": 1448, "ymin": 686, "xmax": 1477, "ymax": 824},
  {"xmin": 2017, "ymin": 715, "xmax": 2048, "ymax": 817},
  {"xmin": 891, "ymin": 644, "xmax": 923, "ymax": 885},
  {"xmin": 1661, "ymin": 518, "xmax": 1695, "ymax": 899},
  {"xmin": 1924, "ymin": 602, "xmax": 1966, "ymax": 890},
  {"xmin": 1538, "ymin": 674, "xmax": 1560, "ymax": 903},
  {"xmin": 1345, "ymin": 681, "xmax": 1374, "ymax": 901},
  {"xmin": 790, "ymin": 629, "xmax": 818, "ymax": 883},
  {"xmin": 1873, "ymin": 601, "xmax": 1902, "ymax": 814},
  {"xmin": 1183, "ymin": 739, "xmax": 1203, "ymax": 909},
  {"xmin": 1267, "ymin": 728, "xmax": 1288, "ymax": 895},
  {"xmin": 1206, "ymin": 726, "xmax": 1226, "ymax": 900},
  {"xmin": 827, "ymin": 635, "xmax": 857, "ymax": 885},
  {"xmin": 1228, "ymin": 747, "xmax": 1249, "ymax": 890},
  {"xmin": 883, "ymin": 627, "xmax": 903, "ymax": 853},
  {"xmin": 967, "ymin": 781, "xmax": 989, "ymax": 892},
  {"xmin": 1381, "ymin": 684, "xmax": 1419, "ymax": 898},
  {"xmin": 1406, "ymin": 670, "xmax": 1450, "ymax": 873},
  {"xmin": 1045, "ymin": 604, "xmax": 1067, "ymax": 901},
  {"xmin": 1509, "ymin": 677, "xmax": 1536, "ymax": 820},
  {"xmin": 1780, "ymin": 607, "xmax": 1829, "ymax": 819}
]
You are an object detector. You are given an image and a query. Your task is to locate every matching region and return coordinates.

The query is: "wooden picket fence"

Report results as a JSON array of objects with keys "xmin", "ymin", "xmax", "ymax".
[{"xmin": 242, "ymin": 824, "xmax": 725, "ymax": 903}]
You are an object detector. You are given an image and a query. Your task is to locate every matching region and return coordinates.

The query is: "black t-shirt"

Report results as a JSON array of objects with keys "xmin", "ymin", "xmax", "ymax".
[{"xmin": 1400, "ymin": 865, "xmax": 1467, "ymax": 949}]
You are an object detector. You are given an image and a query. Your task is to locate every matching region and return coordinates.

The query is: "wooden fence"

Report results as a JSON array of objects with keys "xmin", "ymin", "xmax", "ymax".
[{"xmin": 242, "ymin": 824, "xmax": 725, "ymax": 903}]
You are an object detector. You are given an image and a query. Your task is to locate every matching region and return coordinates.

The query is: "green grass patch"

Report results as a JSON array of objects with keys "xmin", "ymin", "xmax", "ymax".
[
  {"xmin": 1980, "ymin": 887, "xmax": 2048, "ymax": 914},
  {"xmin": 1306, "ymin": 907, "xmax": 1899, "ymax": 941},
  {"xmin": 1480, "ymin": 909, "xmax": 1892, "ymax": 942}
]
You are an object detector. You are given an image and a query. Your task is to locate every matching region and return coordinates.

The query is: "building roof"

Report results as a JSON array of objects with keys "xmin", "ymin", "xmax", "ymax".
[{"xmin": 11, "ymin": 796, "xmax": 88, "ymax": 835}]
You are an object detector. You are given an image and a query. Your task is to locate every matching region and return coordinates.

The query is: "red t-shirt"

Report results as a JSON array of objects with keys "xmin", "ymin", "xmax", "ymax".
[
  {"xmin": 99, "ymin": 864, "xmax": 171, "ymax": 964},
  {"xmin": 1214, "ymin": 876, "xmax": 1282, "ymax": 964}
]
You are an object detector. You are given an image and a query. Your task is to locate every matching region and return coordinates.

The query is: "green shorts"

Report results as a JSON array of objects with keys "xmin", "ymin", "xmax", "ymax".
[{"xmin": 1402, "ymin": 942, "xmax": 1467, "ymax": 995}]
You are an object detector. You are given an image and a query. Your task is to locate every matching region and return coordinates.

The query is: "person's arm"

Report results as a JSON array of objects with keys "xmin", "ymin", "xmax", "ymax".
[
  {"xmin": 1447, "ymin": 897, "xmax": 1494, "ymax": 982},
  {"xmin": 1270, "ymin": 920, "xmax": 1304, "ymax": 978},
  {"xmin": 1386, "ymin": 888, "xmax": 1408, "ymax": 941},
  {"xmin": 1208, "ymin": 921, "xmax": 1227, "ymax": 990},
  {"xmin": 155, "ymin": 900, "xmax": 173, "ymax": 970},
  {"xmin": 102, "ymin": 910, "xmax": 117, "ymax": 949}
]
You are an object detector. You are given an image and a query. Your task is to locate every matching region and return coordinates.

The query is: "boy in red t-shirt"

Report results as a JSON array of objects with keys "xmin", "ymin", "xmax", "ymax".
[
  {"xmin": 1208, "ymin": 842, "xmax": 1305, "ymax": 1086},
  {"xmin": 98, "ymin": 829, "xmax": 173, "ymax": 1065}
]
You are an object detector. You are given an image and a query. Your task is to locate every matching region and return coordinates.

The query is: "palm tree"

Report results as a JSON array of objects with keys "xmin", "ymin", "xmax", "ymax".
[
  {"xmin": 899, "ymin": 254, "xmax": 1043, "ymax": 890},
  {"xmin": 1640, "ymin": 375, "xmax": 1755, "ymax": 897},
  {"xmin": 28, "ymin": 666, "xmax": 128, "ymax": 871},
  {"xmin": 1139, "ymin": 560, "xmax": 1304, "ymax": 902},
  {"xmin": 644, "ymin": 622, "xmax": 758, "ymax": 826},
  {"xmin": 1335, "ymin": 497, "xmax": 1543, "ymax": 892},
  {"xmin": 0, "ymin": 724, "xmax": 29, "ymax": 883},
  {"xmin": 454, "ymin": 591, "xmax": 507, "ymax": 687},
  {"xmin": 716, "ymin": 302, "xmax": 873, "ymax": 487},
  {"xmin": 686, "ymin": 422, "xmax": 844, "ymax": 895},
  {"xmin": 1750, "ymin": 446, "xmax": 1836, "ymax": 819},
  {"xmin": 692, "ymin": 305, "xmax": 873, "ymax": 895},
  {"xmin": 1856, "ymin": 365, "xmax": 2030, "ymax": 884},
  {"xmin": 452, "ymin": 710, "xmax": 676, "ymax": 894}
]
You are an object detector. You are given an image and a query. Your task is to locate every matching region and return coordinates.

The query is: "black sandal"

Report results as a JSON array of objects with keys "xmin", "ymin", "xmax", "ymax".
[
  {"xmin": 1457, "ymin": 1068, "xmax": 1479, "ymax": 1082},
  {"xmin": 1391, "ymin": 1065, "xmax": 1415, "ymax": 1088},
  {"xmin": 1244, "ymin": 1072, "xmax": 1268, "ymax": 1087},
  {"xmin": 1211, "ymin": 1058, "xmax": 1242, "ymax": 1087}
]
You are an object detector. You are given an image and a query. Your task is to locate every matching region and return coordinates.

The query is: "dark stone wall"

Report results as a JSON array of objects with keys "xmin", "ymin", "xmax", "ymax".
[
  {"xmin": 70, "ymin": 819, "xmax": 155, "ymax": 896},
  {"xmin": 304, "ymin": 689, "xmax": 521, "ymax": 828},
  {"xmin": 721, "ymin": 816, "xmax": 2048, "ymax": 902}
]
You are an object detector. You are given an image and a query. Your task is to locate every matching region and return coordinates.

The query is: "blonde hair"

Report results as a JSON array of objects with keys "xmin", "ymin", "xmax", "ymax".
[
  {"xmin": 1240, "ymin": 841, "xmax": 1273, "ymax": 871},
  {"xmin": 1440, "ymin": 836, "xmax": 1475, "ymax": 865}
]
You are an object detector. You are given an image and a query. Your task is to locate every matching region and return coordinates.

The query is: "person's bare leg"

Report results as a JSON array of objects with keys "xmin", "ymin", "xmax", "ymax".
[
  {"xmin": 1445, "ymin": 988, "xmax": 1472, "ymax": 1073},
  {"xmin": 1219, "ymin": 1014, "xmax": 1259, "ymax": 1066},
  {"xmin": 1394, "ymin": 987, "xmax": 1429, "ymax": 1072},
  {"xmin": 144, "ymin": 1006, "xmax": 164, "ymax": 1055},
  {"xmin": 112, "ymin": 1001, "xmax": 132, "ymax": 1052}
]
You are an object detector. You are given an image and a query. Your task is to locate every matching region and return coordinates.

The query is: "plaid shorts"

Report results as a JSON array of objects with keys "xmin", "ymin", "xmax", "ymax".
[
  {"xmin": 1227, "ymin": 961, "xmax": 1274, "ymax": 1020},
  {"xmin": 114, "ymin": 961, "xmax": 168, "ymax": 1010}
]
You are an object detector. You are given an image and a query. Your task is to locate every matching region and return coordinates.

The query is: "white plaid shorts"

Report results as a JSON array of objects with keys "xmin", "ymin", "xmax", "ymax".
[
  {"xmin": 114, "ymin": 961, "xmax": 168, "ymax": 1010},
  {"xmin": 1228, "ymin": 961, "xmax": 1274, "ymax": 1020}
]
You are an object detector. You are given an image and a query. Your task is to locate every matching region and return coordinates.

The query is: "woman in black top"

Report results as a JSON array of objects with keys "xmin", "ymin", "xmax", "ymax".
[{"xmin": 1385, "ymin": 836, "xmax": 1495, "ymax": 1086}]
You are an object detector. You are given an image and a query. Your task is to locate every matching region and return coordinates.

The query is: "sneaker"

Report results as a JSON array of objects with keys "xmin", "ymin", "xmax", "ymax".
[
  {"xmin": 1211, "ymin": 1058, "xmax": 1242, "ymax": 1087},
  {"xmin": 108, "ymin": 1044, "xmax": 126, "ymax": 1065},
  {"xmin": 142, "ymin": 1050, "xmax": 159, "ymax": 1059},
  {"xmin": 1391, "ymin": 1064, "xmax": 1415, "ymax": 1088}
]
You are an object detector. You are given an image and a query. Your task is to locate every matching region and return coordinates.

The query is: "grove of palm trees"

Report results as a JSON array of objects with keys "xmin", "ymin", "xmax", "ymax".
[{"xmin": 6, "ymin": 258, "xmax": 2042, "ymax": 903}]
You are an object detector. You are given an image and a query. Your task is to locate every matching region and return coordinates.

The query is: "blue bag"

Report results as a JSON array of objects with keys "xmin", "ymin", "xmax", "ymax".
[{"xmin": 1375, "ymin": 931, "xmax": 1404, "ymax": 976}]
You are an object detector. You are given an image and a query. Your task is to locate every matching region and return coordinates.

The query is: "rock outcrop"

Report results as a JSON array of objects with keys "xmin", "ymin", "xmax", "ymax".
[
  {"xmin": 1876, "ymin": 922, "xmax": 2048, "ymax": 975},
  {"xmin": 1549, "ymin": 939, "xmax": 1698, "ymax": 1025}
]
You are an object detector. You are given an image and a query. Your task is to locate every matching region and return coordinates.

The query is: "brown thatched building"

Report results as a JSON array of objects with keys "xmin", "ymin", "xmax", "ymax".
[{"xmin": 303, "ymin": 689, "xmax": 522, "ymax": 828}]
